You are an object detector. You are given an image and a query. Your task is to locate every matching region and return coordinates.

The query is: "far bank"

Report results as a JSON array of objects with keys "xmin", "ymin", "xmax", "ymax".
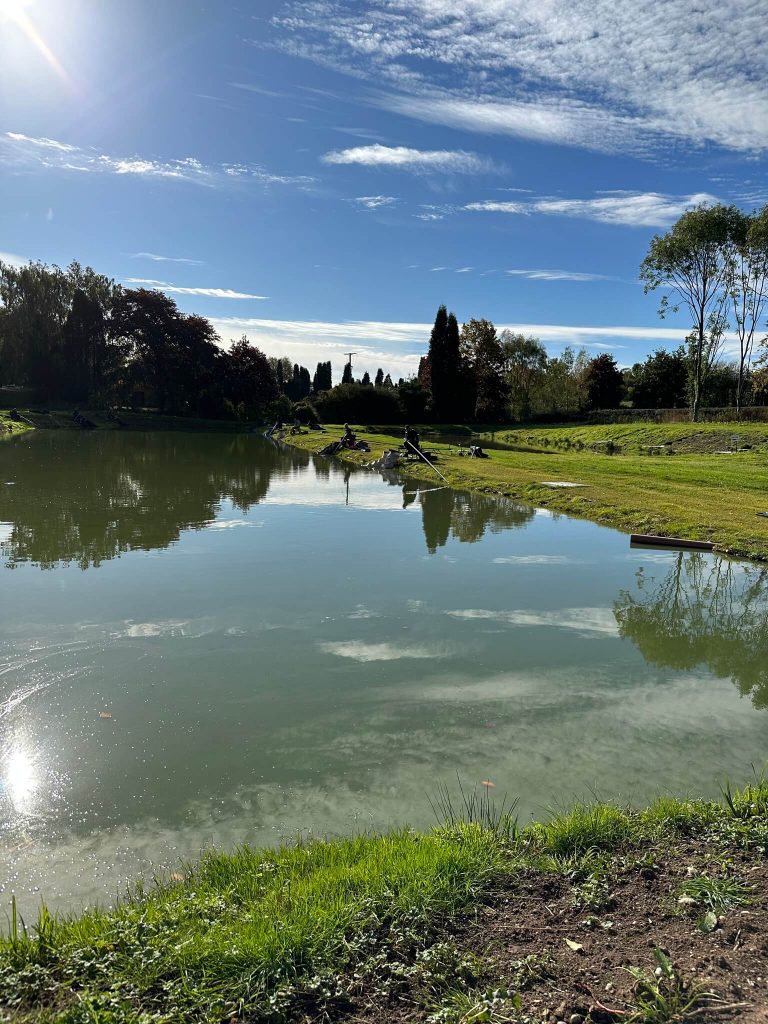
[{"xmin": 283, "ymin": 421, "xmax": 768, "ymax": 562}]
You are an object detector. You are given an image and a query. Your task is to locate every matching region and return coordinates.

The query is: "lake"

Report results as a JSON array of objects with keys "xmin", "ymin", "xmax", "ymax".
[{"xmin": 1, "ymin": 431, "xmax": 766, "ymax": 916}]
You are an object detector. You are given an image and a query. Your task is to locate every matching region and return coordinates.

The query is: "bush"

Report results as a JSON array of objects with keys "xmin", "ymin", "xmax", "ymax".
[{"xmin": 314, "ymin": 383, "xmax": 405, "ymax": 423}]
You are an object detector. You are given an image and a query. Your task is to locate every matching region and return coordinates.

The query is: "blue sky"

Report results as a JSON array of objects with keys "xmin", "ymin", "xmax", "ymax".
[{"xmin": 1, "ymin": 0, "xmax": 767, "ymax": 381}]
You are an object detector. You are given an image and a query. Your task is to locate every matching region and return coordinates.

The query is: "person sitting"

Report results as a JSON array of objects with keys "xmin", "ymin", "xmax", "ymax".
[
  {"xmin": 403, "ymin": 424, "xmax": 421, "ymax": 453},
  {"xmin": 341, "ymin": 422, "xmax": 357, "ymax": 448}
]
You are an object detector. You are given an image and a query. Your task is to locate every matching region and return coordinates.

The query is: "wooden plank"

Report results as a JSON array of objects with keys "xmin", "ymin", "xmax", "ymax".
[{"xmin": 630, "ymin": 534, "xmax": 714, "ymax": 551}]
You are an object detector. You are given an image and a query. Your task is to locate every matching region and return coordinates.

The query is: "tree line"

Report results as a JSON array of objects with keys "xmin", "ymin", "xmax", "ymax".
[{"xmin": 3, "ymin": 200, "xmax": 768, "ymax": 427}]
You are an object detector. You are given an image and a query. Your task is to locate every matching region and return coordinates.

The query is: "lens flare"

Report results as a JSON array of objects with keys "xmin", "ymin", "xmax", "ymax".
[{"xmin": 1, "ymin": 0, "xmax": 73, "ymax": 88}]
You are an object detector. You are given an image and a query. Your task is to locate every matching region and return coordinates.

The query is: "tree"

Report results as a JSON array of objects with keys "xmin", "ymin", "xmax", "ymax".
[
  {"xmin": 724, "ymin": 205, "xmax": 768, "ymax": 411},
  {"xmin": 641, "ymin": 203, "xmax": 739, "ymax": 421},
  {"xmin": 313, "ymin": 361, "xmax": 332, "ymax": 392},
  {"xmin": 110, "ymin": 288, "xmax": 181, "ymax": 412},
  {"xmin": 427, "ymin": 305, "xmax": 463, "ymax": 420},
  {"xmin": 342, "ymin": 361, "xmax": 353, "ymax": 385},
  {"xmin": 223, "ymin": 336, "xmax": 278, "ymax": 417},
  {"xmin": 584, "ymin": 353, "xmax": 624, "ymax": 410},
  {"xmin": 374, "ymin": 368, "xmax": 384, "ymax": 387},
  {"xmin": 383, "ymin": 373, "xmax": 393, "ymax": 388},
  {"xmin": 460, "ymin": 319, "xmax": 507, "ymax": 420},
  {"xmin": 361, "ymin": 370, "xmax": 372, "ymax": 386},
  {"xmin": 500, "ymin": 332, "xmax": 546, "ymax": 420},
  {"xmin": 628, "ymin": 347, "xmax": 688, "ymax": 408},
  {"xmin": 61, "ymin": 289, "xmax": 107, "ymax": 402}
]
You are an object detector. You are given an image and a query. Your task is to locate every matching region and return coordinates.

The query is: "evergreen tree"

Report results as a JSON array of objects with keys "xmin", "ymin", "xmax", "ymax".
[
  {"xmin": 342, "ymin": 361, "xmax": 353, "ymax": 384},
  {"xmin": 427, "ymin": 305, "xmax": 463, "ymax": 420},
  {"xmin": 374, "ymin": 367, "xmax": 384, "ymax": 387},
  {"xmin": 383, "ymin": 373, "xmax": 393, "ymax": 388},
  {"xmin": 276, "ymin": 360, "xmax": 284, "ymax": 393},
  {"xmin": 361, "ymin": 370, "xmax": 371, "ymax": 386}
]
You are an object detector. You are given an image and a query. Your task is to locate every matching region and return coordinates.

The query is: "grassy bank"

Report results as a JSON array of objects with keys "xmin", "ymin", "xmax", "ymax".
[
  {"xmin": 0, "ymin": 411, "xmax": 34, "ymax": 439},
  {"xmin": 0, "ymin": 408, "xmax": 258, "ymax": 434},
  {"xmin": 3, "ymin": 782, "xmax": 768, "ymax": 1022},
  {"xmin": 286, "ymin": 422, "xmax": 768, "ymax": 562}
]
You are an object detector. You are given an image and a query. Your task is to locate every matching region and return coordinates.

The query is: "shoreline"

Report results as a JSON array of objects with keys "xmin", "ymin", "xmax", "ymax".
[
  {"xmin": 282, "ymin": 423, "xmax": 768, "ymax": 563},
  {"xmin": 3, "ymin": 784, "xmax": 767, "ymax": 1022}
]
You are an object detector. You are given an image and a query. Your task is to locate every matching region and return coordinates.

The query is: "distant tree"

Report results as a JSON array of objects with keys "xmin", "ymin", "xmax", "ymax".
[
  {"xmin": 500, "ymin": 332, "xmax": 546, "ymax": 420},
  {"xmin": 641, "ymin": 204, "xmax": 739, "ymax": 420},
  {"xmin": 374, "ymin": 367, "xmax": 384, "ymax": 387},
  {"xmin": 427, "ymin": 305, "xmax": 463, "ymax": 419},
  {"xmin": 61, "ymin": 289, "xmax": 107, "ymax": 402},
  {"xmin": 460, "ymin": 319, "xmax": 507, "ymax": 421},
  {"xmin": 724, "ymin": 205, "xmax": 768, "ymax": 411},
  {"xmin": 111, "ymin": 288, "xmax": 181, "ymax": 412},
  {"xmin": 342, "ymin": 360, "xmax": 353, "ymax": 384},
  {"xmin": 360, "ymin": 370, "xmax": 371, "ymax": 386},
  {"xmin": 584, "ymin": 353, "xmax": 624, "ymax": 410},
  {"xmin": 383, "ymin": 372, "xmax": 393, "ymax": 388},
  {"xmin": 276, "ymin": 359, "xmax": 284, "ymax": 393},
  {"xmin": 628, "ymin": 347, "xmax": 688, "ymax": 408},
  {"xmin": 224, "ymin": 336, "xmax": 278, "ymax": 417},
  {"xmin": 313, "ymin": 360, "xmax": 332, "ymax": 392}
]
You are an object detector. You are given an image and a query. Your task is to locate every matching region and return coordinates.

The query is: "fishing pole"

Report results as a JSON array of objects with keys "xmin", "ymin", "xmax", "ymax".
[{"xmin": 405, "ymin": 438, "xmax": 448, "ymax": 483}]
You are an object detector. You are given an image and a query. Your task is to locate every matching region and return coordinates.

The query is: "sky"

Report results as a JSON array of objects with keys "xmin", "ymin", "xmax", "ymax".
[{"xmin": 1, "ymin": 0, "xmax": 768, "ymax": 382}]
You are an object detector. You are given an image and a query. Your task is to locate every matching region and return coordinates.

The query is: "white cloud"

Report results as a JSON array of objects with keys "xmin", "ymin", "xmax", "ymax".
[
  {"xmin": 446, "ymin": 607, "xmax": 619, "ymax": 637},
  {"xmin": 128, "ymin": 252, "xmax": 204, "ymax": 265},
  {"xmin": 275, "ymin": 0, "xmax": 768, "ymax": 154},
  {"xmin": 322, "ymin": 143, "xmax": 496, "ymax": 173},
  {"xmin": 0, "ymin": 251, "xmax": 28, "ymax": 268},
  {"xmin": 492, "ymin": 555, "xmax": 579, "ymax": 564},
  {"xmin": 353, "ymin": 194, "xmax": 398, "ymax": 208},
  {"xmin": 1, "ymin": 132, "xmax": 313, "ymax": 188},
  {"xmin": 465, "ymin": 192, "xmax": 719, "ymax": 228},
  {"xmin": 319, "ymin": 640, "xmax": 445, "ymax": 661},
  {"xmin": 506, "ymin": 269, "xmax": 608, "ymax": 282},
  {"xmin": 125, "ymin": 278, "xmax": 268, "ymax": 300},
  {"xmin": 456, "ymin": 266, "xmax": 474, "ymax": 273}
]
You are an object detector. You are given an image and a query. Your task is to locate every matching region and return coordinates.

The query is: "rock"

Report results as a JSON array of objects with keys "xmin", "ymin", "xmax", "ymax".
[{"xmin": 570, "ymin": 1015, "xmax": 585, "ymax": 1024}]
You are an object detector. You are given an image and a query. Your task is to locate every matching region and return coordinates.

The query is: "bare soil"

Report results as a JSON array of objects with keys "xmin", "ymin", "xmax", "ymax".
[{"xmin": 336, "ymin": 842, "xmax": 768, "ymax": 1023}]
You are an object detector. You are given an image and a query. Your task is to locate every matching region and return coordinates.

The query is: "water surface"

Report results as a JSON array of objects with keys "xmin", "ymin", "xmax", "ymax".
[{"xmin": 1, "ymin": 432, "xmax": 766, "ymax": 915}]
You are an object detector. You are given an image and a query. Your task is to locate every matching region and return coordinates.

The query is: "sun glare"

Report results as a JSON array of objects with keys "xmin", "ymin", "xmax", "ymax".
[{"xmin": 0, "ymin": 0, "xmax": 33, "ymax": 22}]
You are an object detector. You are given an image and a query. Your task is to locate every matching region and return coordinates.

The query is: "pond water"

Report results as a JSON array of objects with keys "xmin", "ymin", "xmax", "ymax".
[{"xmin": 1, "ymin": 431, "xmax": 766, "ymax": 917}]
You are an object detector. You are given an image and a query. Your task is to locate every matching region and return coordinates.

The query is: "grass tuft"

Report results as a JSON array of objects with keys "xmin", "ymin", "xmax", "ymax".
[{"xmin": 540, "ymin": 802, "xmax": 632, "ymax": 856}]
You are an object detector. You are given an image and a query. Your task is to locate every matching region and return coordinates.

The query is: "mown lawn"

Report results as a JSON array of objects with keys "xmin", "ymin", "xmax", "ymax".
[{"xmin": 286, "ymin": 422, "xmax": 768, "ymax": 561}]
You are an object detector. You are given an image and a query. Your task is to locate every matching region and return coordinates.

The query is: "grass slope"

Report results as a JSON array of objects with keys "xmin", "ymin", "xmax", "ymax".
[
  {"xmin": 2, "ymin": 781, "xmax": 768, "ymax": 1022},
  {"xmin": 286, "ymin": 423, "xmax": 768, "ymax": 561}
]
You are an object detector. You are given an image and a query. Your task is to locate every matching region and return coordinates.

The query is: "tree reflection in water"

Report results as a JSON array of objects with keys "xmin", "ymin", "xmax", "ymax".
[
  {"xmin": 0, "ymin": 433, "xmax": 306, "ymax": 570},
  {"xmin": 399, "ymin": 477, "xmax": 535, "ymax": 553},
  {"xmin": 614, "ymin": 552, "xmax": 768, "ymax": 709}
]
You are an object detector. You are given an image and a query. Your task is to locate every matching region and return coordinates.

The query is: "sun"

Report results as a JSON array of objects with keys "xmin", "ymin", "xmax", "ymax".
[{"xmin": 0, "ymin": 0, "xmax": 33, "ymax": 22}]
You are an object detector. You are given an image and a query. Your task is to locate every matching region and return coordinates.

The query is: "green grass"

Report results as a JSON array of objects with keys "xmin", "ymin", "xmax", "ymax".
[
  {"xmin": 285, "ymin": 421, "xmax": 768, "ymax": 561},
  {"xmin": 0, "ymin": 829, "xmax": 501, "ymax": 1023},
  {"xmin": 3, "ymin": 784, "xmax": 768, "ymax": 1022},
  {"xmin": 0, "ymin": 410, "xmax": 34, "ymax": 439},
  {"xmin": 0, "ymin": 407, "xmax": 258, "ymax": 434}
]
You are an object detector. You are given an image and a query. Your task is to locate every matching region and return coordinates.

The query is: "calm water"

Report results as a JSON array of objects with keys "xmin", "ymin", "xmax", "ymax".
[{"xmin": 1, "ymin": 432, "xmax": 766, "ymax": 916}]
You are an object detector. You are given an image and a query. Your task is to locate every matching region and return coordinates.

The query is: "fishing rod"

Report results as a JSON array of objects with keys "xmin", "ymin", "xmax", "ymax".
[{"xmin": 405, "ymin": 438, "xmax": 448, "ymax": 483}]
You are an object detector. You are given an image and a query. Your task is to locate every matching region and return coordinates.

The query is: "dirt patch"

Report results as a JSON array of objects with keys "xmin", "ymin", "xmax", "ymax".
[
  {"xmin": 337, "ymin": 843, "xmax": 768, "ymax": 1023},
  {"xmin": 661, "ymin": 431, "xmax": 764, "ymax": 455}
]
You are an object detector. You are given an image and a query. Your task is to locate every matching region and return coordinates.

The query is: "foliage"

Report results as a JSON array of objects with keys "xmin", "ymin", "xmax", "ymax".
[
  {"xmin": 428, "ymin": 305, "xmax": 464, "ymax": 419},
  {"xmin": 584, "ymin": 353, "xmax": 624, "ymax": 410},
  {"xmin": 313, "ymin": 381, "xmax": 404, "ymax": 423},
  {"xmin": 625, "ymin": 347, "xmax": 688, "ymax": 409},
  {"xmin": 501, "ymin": 332, "xmax": 546, "ymax": 420},
  {"xmin": 313, "ymin": 360, "xmax": 333, "ymax": 393},
  {"xmin": 640, "ymin": 203, "xmax": 745, "ymax": 420},
  {"xmin": 461, "ymin": 319, "xmax": 508, "ymax": 420}
]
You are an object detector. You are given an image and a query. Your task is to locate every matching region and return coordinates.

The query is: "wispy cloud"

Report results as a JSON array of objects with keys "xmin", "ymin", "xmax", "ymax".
[
  {"xmin": 274, "ymin": 0, "xmax": 768, "ymax": 155},
  {"xmin": 352, "ymin": 194, "xmax": 398, "ymax": 209},
  {"xmin": 465, "ymin": 192, "xmax": 718, "ymax": 227},
  {"xmin": 322, "ymin": 143, "xmax": 496, "ymax": 173},
  {"xmin": 2, "ymin": 132, "xmax": 314, "ymax": 188},
  {"xmin": 506, "ymin": 269, "xmax": 609, "ymax": 282},
  {"xmin": 127, "ymin": 252, "xmax": 204, "ymax": 265},
  {"xmin": 0, "ymin": 251, "xmax": 28, "ymax": 268},
  {"xmin": 446, "ymin": 607, "xmax": 618, "ymax": 637},
  {"xmin": 319, "ymin": 641, "xmax": 445, "ymax": 661},
  {"xmin": 125, "ymin": 278, "xmax": 268, "ymax": 300}
]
